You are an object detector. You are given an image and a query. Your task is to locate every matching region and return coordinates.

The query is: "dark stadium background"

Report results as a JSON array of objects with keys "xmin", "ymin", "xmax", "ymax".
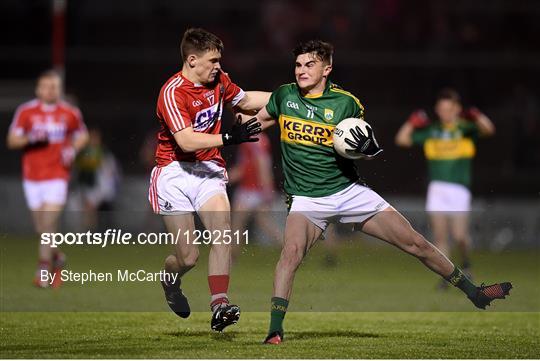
[
  {"xmin": 1, "ymin": 0, "xmax": 539, "ymax": 197},
  {"xmin": 1, "ymin": 4, "xmax": 539, "ymax": 358}
]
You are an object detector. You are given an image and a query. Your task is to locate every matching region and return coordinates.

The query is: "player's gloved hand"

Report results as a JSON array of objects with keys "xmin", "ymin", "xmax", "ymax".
[
  {"xmin": 407, "ymin": 109, "xmax": 430, "ymax": 128},
  {"xmin": 461, "ymin": 107, "xmax": 483, "ymax": 122},
  {"xmin": 222, "ymin": 116, "xmax": 261, "ymax": 146},
  {"xmin": 61, "ymin": 146, "xmax": 76, "ymax": 166},
  {"xmin": 27, "ymin": 129, "xmax": 49, "ymax": 145},
  {"xmin": 344, "ymin": 125, "xmax": 383, "ymax": 158}
]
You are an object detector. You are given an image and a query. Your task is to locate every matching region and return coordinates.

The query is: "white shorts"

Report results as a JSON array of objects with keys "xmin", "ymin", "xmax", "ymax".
[
  {"xmin": 289, "ymin": 182, "xmax": 390, "ymax": 230},
  {"xmin": 148, "ymin": 161, "xmax": 228, "ymax": 215},
  {"xmin": 80, "ymin": 186, "xmax": 103, "ymax": 208},
  {"xmin": 23, "ymin": 179, "xmax": 68, "ymax": 210},
  {"xmin": 426, "ymin": 180, "xmax": 471, "ymax": 213}
]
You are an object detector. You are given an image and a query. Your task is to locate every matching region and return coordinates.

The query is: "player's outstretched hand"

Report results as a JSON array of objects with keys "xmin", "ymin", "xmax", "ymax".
[
  {"xmin": 407, "ymin": 109, "xmax": 430, "ymax": 128},
  {"xmin": 61, "ymin": 146, "xmax": 76, "ymax": 166},
  {"xmin": 461, "ymin": 107, "xmax": 483, "ymax": 122},
  {"xmin": 344, "ymin": 125, "xmax": 383, "ymax": 158},
  {"xmin": 222, "ymin": 116, "xmax": 262, "ymax": 146}
]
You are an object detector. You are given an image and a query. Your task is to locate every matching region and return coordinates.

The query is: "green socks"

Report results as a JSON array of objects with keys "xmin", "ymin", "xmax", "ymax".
[
  {"xmin": 446, "ymin": 266, "xmax": 477, "ymax": 298},
  {"xmin": 269, "ymin": 297, "xmax": 289, "ymax": 334}
]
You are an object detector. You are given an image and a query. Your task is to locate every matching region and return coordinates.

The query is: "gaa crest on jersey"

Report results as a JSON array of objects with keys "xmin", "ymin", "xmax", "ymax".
[{"xmin": 324, "ymin": 108, "xmax": 334, "ymax": 121}]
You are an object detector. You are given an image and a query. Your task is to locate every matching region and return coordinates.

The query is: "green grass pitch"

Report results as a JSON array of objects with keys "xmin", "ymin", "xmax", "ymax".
[{"xmin": 1, "ymin": 236, "xmax": 539, "ymax": 358}]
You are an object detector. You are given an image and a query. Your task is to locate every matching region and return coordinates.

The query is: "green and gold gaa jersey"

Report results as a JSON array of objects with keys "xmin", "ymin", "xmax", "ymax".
[
  {"xmin": 412, "ymin": 121, "xmax": 479, "ymax": 188},
  {"xmin": 266, "ymin": 81, "xmax": 364, "ymax": 197}
]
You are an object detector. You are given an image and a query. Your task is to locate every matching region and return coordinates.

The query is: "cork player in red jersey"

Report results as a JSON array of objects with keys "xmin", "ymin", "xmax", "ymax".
[
  {"xmin": 149, "ymin": 28, "xmax": 269, "ymax": 332},
  {"xmin": 7, "ymin": 70, "xmax": 89, "ymax": 288},
  {"xmin": 228, "ymin": 129, "xmax": 282, "ymax": 258}
]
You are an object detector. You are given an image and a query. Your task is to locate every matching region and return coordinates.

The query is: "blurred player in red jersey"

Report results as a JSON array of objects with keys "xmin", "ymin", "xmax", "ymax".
[
  {"xmin": 229, "ymin": 128, "xmax": 282, "ymax": 257},
  {"xmin": 150, "ymin": 28, "xmax": 270, "ymax": 332},
  {"xmin": 6, "ymin": 70, "xmax": 89, "ymax": 288}
]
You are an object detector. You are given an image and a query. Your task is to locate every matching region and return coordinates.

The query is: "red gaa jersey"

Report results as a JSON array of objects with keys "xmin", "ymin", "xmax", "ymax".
[
  {"xmin": 9, "ymin": 99, "xmax": 87, "ymax": 181},
  {"xmin": 154, "ymin": 71, "xmax": 245, "ymax": 168},
  {"xmin": 237, "ymin": 133, "xmax": 273, "ymax": 190}
]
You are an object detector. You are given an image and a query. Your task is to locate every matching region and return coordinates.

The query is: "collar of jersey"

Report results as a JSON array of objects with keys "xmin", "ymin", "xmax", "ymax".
[
  {"xmin": 298, "ymin": 81, "xmax": 331, "ymax": 99},
  {"xmin": 39, "ymin": 101, "xmax": 58, "ymax": 112},
  {"xmin": 440, "ymin": 121, "xmax": 458, "ymax": 131},
  {"xmin": 179, "ymin": 72, "xmax": 206, "ymax": 88}
]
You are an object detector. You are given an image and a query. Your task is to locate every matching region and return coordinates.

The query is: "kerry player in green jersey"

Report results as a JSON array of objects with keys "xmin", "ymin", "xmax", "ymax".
[
  {"xmin": 250, "ymin": 40, "xmax": 511, "ymax": 344},
  {"xmin": 395, "ymin": 89, "xmax": 496, "ymax": 287}
]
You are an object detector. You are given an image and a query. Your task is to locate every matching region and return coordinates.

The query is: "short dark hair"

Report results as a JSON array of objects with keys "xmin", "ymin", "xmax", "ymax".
[
  {"xmin": 436, "ymin": 88, "xmax": 461, "ymax": 104},
  {"xmin": 180, "ymin": 28, "xmax": 224, "ymax": 62},
  {"xmin": 38, "ymin": 69, "xmax": 61, "ymax": 82},
  {"xmin": 293, "ymin": 40, "xmax": 334, "ymax": 64}
]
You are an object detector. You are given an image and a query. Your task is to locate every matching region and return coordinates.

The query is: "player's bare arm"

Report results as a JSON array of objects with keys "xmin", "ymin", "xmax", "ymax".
[
  {"xmin": 395, "ymin": 110, "xmax": 429, "ymax": 147},
  {"xmin": 173, "ymin": 119, "xmax": 261, "ymax": 153},
  {"xmin": 235, "ymin": 91, "xmax": 271, "ymax": 114},
  {"xmin": 235, "ymin": 108, "xmax": 275, "ymax": 131},
  {"xmin": 6, "ymin": 131, "xmax": 35, "ymax": 150},
  {"xmin": 471, "ymin": 108, "xmax": 496, "ymax": 136},
  {"xmin": 173, "ymin": 127, "xmax": 225, "ymax": 152},
  {"xmin": 255, "ymin": 106, "xmax": 276, "ymax": 130},
  {"xmin": 395, "ymin": 121, "xmax": 414, "ymax": 147},
  {"xmin": 72, "ymin": 129, "xmax": 89, "ymax": 152},
  {"xmin": 60, "ymin": 129, "xmax": 90, "ymax": 166}
]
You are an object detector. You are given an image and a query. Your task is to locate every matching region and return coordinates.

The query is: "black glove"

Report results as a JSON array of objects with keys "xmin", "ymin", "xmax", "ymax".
[
  {"xmin": 222, "ymin": 116, "xmax": 262, "ymax": 146},
  {"xmin": 344, "ymin": 125, "xmax": 383, "ymax": 158}
]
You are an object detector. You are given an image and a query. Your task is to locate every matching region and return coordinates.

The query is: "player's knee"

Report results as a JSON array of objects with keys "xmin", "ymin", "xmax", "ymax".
[
  {"xmin": 280, "ymin": 242, "xmax": 305, "ymax": 269},
  {"xmin": 453, "ymin": 233, "xmax": 470, "ymax": 245},
  {"xmin": 177, "ymin": 249, "xmax": 199, "ymax": 268},
  {"xmin": 165, "ymin": 255, "xmax": 177, "ymax": 269}
]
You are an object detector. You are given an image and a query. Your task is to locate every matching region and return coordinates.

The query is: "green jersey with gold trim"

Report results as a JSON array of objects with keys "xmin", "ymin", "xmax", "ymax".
[
  {"xmin": 265, "ymin": 81, "xmax": 364, "ymax": 197},
  {"xmin": 412, "ymin": 120, "xmax": 479, "ymax": 188}
]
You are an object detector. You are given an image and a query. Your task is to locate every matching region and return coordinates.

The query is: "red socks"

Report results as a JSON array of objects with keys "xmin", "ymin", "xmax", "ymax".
[{"xmin": 208, "ymin": 275, "xmax": 229, "ymax": 311}]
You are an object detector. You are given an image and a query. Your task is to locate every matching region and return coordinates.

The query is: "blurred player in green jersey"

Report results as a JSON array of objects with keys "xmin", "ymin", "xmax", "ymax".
[
  {"xmin": 395, "ymin": 89, "xmax": 496, "ymax": 287},
  {"xmin": 250, "ymin": 40, "xmax": 511, "ymax": 344}
]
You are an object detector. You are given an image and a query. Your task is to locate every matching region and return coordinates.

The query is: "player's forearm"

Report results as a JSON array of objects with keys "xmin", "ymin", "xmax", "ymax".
[
  {"xmin": 6, "ymin": 133, "xmax": 29, "ymax": 150},
  {"xmin": 72, "ymin": 130, "xmax": 89, "ymax": 153},
  {"xmin": 237, "ymin": 110, "xmax": 275, "ymax": 131},
  {"xmin": 174, "ymin": 130, "xmax": 223, "ymax": 153},
  {"xmin": 395, "ymin": 123, "xmax": 414, "ymax": 147},
  {"xmin": 475, "ymin": 114, "xmax": 496, "ymax": 137},
  {"xmin": 238, "ymin": 91, "xmax": 271, "ymax": 112},
  {"xmin": 260, "ymin": 118, "xmax": 276, "ymax": 131},
  {"xmin": 253, "ymin": 107, "xmax": 276, "ymax": 131}
]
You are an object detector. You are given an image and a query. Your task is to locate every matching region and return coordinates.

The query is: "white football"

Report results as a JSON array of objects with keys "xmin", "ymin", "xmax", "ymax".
[{"xmin": 333, "ymin": 117, "xmax": 373, "ymax": 159}]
